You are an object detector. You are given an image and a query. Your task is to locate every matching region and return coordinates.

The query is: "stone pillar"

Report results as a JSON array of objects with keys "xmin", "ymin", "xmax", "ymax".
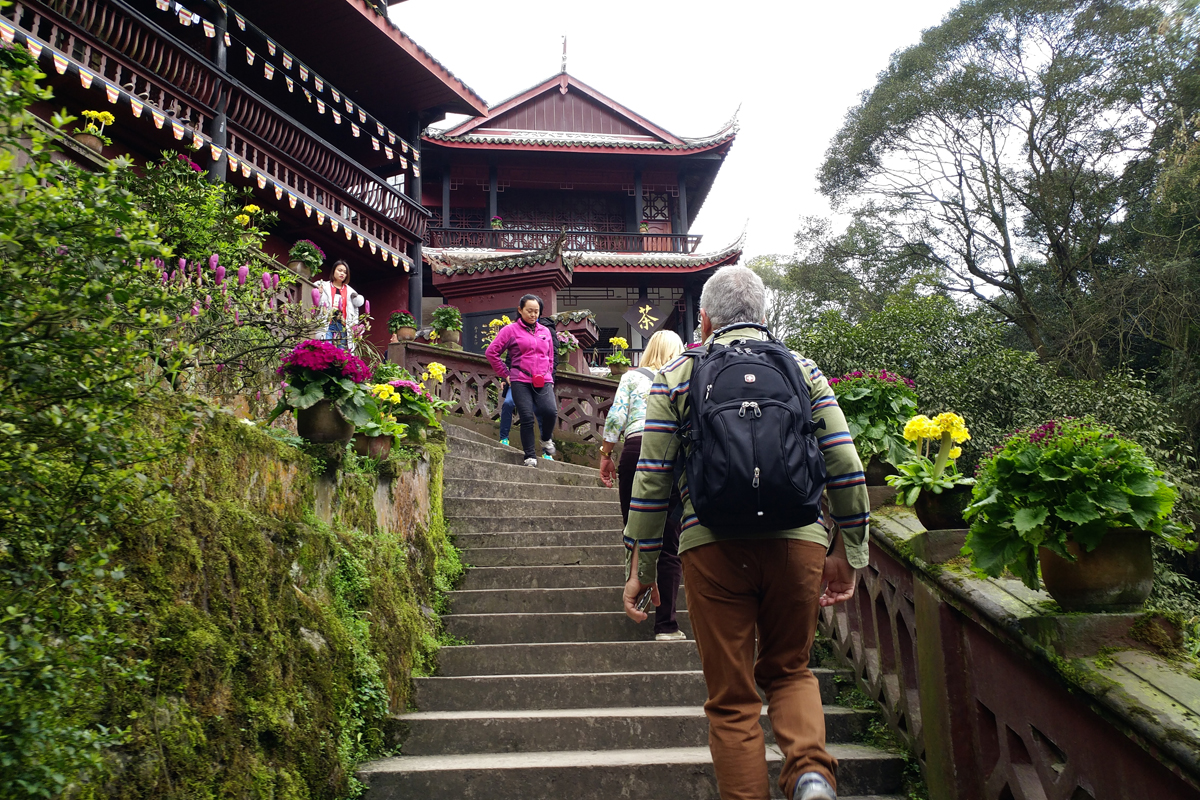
[
  {"xmin": 205, "ymin": 10, "xmax": 229, "ymax": 183},
  {"xmin": 632, "ymin": 285, "xmax": 648, "ymax": 350},
  {"xmin": 683, "ymin": 283, "xmax": 696, "ymax": 343},
  {"xmin": 408, "ymin": 117, "xmax": 423, "ymax": 322}
]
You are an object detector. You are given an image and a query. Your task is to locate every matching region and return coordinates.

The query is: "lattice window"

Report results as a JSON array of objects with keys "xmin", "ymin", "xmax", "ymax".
[{"xmin": 643, "ymin": 192, "xmax": 673, "ymax": 222}]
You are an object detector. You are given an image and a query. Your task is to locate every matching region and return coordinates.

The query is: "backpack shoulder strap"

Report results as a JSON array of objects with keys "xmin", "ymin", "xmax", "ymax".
[{"xmin": 632, "ymin": 366, "xmax": 655, "ymax": 381}]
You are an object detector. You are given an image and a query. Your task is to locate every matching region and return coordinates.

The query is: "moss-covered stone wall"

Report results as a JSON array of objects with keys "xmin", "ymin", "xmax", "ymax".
[{"xmin": 95, "ymin": 413, "xmax": 454, "ymax": 799}]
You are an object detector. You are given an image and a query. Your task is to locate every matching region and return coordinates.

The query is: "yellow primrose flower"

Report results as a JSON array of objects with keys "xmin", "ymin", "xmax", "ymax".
[
  {"xmin": 903, "ymin": 415, "xmax": 934, "ymax": 442},
  {"xmin": 243, "ymin": 204, "xmax": 261, "ymax": 215},
  {"xmin": 610, "ymin": 336, "xmax": 629, "ymax": 350},
  {"xmin": 420, "ymin": 371, "xmax": 429, "ymax": 381},
  {"xmin": 234, "ymin": 214, "xmax": 251, "ymax": 226},
  {"xmin": 949, "ymin": 447, "xmax": 962, "ymax": 459},
  {"xmin": 427, "ymin": 361, "xmax": 447, "ymax": 382},
  {"xmin": 933, "ymin": 412, "xmax": 971, "ymax": 443}
]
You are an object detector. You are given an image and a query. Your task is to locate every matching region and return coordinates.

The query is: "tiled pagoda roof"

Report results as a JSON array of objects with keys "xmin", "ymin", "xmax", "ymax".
[
  {"xmin": 424, "ymin": 126, "xmax": 736, "ymax": 152},
  {"xmin": 425, "ymin": 230, "xmax": 744, "ymax": 276}
]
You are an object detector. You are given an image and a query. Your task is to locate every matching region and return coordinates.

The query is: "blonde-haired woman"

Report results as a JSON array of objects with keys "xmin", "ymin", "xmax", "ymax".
[{"xmin": 600, "ymin": 329, "xmax": 686, "ymax": 640}]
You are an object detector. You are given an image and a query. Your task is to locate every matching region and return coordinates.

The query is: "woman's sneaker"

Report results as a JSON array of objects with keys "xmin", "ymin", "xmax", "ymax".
[
  {"xmin": 655, "ymin": 631, "xmax": 687, "ymax": 641},
  {"xmin": 523, "ymin": 457, "xmax": 537, "ymax": 467},
  {"xmin": 499, "ymin": 438, "xmax": 510, "ymax": 447},
  {"xmin": 541, "ymin": 439, "xmax": 556, "ymax": 456}
]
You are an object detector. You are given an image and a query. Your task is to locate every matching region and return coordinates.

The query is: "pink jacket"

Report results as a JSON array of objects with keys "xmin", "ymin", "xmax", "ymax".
[{"xmin": 486, "ymin": 320, "xmax": 554, "ymax": 385}]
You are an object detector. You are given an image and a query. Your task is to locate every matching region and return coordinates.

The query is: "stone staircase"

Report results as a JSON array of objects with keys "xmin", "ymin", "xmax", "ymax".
[{"xmin": 358, "ymin": 423, "xmax": 907, "ymax": 799}]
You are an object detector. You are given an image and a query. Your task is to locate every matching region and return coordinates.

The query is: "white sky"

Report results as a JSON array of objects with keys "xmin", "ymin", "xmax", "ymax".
[{"xmin": 390, "ymin": 0, "xmax": 962, "ymax": 261}]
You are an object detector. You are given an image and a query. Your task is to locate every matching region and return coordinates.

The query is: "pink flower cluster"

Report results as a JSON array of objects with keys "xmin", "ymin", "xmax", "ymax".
[
  {"xmin": 176, "ymin": 152, "xmax": 203, "ymax": 173},
  {"xmin": 828, "ymin": 369, "xmax": 915, "ymax": 388},
  {"xmin": 279, "ymin": 339, "xmax": 373, "ymax": 383},
  {"xmin": 389, "ymin": 379, "xmax": 429, "ymax": 398}
]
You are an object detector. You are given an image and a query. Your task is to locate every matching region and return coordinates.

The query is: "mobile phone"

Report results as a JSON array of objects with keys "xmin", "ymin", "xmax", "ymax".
[{"xmin": 634, "ymin": 587, "xmax": 653, "ymax": 613}]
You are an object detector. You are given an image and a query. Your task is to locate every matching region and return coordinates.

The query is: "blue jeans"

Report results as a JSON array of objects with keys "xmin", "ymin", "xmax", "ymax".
[{"xmin": 499, "ymin": 388, "xmax": 514, "ymax": 440}]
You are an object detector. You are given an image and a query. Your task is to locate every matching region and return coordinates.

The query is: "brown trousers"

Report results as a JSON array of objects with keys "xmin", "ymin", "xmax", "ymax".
[{"xmin": 682, "ymin": 539, "xmax": 835, "ymax": 800}]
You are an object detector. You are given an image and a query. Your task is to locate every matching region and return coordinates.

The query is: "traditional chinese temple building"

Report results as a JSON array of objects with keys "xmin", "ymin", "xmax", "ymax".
[
  {"xmin": 4, "ymin": 0, "xmax": 483, "ymax": 349},
  {"xmin": 418, "ymin": 71, "xmax": 743, "ymax": 360}
]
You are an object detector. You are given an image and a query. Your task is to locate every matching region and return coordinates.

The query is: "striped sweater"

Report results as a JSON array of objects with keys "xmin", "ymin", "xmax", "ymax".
[{"xmin": 623, "ymin": 327, "xmax": 871, "ymax": 584}]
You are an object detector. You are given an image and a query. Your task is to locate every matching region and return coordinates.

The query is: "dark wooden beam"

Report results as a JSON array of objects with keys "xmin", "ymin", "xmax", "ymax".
[
  {"xmin": 677, "ymin": 170, "xmax": 689, "ymax": 235},
  {"xmin": 442, "ymin": 169, "xmax": 451, "ymax": 228},
  {"xmin": 408, "ymin": 115, "xmax": 423, "ymax": 321},
  {"xmin": 633, "ymin": 167, "xmax": 643, "ymax": 232},
  {"xmin": 488, "ymin": 164, "xmax": 498, "ymax": 223}
]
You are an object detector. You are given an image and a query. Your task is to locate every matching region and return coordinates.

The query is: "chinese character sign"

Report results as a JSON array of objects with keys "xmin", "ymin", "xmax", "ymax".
[{"xmin": 622, "ymin": 302, "xmax": 667, "ymax": 337}]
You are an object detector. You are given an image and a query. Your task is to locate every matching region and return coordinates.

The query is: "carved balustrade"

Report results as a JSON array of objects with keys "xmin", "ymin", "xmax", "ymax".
[
  {"xmin": 821, "ymin": 512, "xmax": 1200, "ymax": 800},
  {"xmin": 13, "ymin": 0, "xmax": 426, "ymax": 248},
  {"xmin": 428, "ymin": 227, "xmax": 702, "ymax": 254},
  {"xmin": 387, "ymin": 342, "xmax": 615, "ymax": 442}
]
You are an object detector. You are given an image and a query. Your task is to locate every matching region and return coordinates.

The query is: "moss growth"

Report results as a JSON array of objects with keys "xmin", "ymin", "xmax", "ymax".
[{"xmin": 89, "ymin": 413, "xmax": 452, "ymax": 799}]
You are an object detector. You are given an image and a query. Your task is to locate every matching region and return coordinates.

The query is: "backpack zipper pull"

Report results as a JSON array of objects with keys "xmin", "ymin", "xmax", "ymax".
[
  {"xmin": 752, "ymin": 467, "xmax": 760, "ymax": 488},
  {"xmin": 705, "ymin": 384, "xmax": 713, "ymax": 400}
]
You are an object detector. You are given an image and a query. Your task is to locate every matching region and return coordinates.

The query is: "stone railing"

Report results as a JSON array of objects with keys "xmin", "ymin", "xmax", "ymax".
[
  {"xmin": 822, "ymin": 505, "xmax": 1200, "ymax": 800},
  {"xmin": 386, "ymin": 342, "xmax": 616, "ymax": 442}
]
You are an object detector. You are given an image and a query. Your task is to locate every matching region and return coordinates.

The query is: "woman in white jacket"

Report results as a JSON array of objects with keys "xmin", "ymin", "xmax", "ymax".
[{"xmin": 313, "ymin": 259, "xmax": 364, "ymax": 352}]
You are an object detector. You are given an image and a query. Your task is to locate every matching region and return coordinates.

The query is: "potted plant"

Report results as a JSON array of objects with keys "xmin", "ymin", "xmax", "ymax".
[
  {"xmin": 388, "ymin": 309, "xmax": 418, "ymax": 342},
  {"xmin": 490, "ymin": 215, "xmax": 504, "ymax": 230},
  {"xmin": 885, "ymin": 412, "xmax": 975, "ymax": 529},
  {"xmin": 555, "ymin": 330, "xmax": 580, "ymax": 372},
  {"xmin": 481, "ymin": 315, "xmax": 512, "ymax": 347},
  {"xmin": 639, "ymin": 221, "xmax": 649, "ymax": 233},
  {"xmin": 431, "ymin": 304, "xmax": 463, "ymax": 346},
  {"xmin": 267, "ymin": 339, "xmax": 373, "ymax": 442},
  {"xmin": 828, "ymin": 370, "xmax": 917, "ymax": 484},
  {"xmin": 606, "ymin": 336, "xmax": 632, "ymax": 378},
  {"xmin": 288, "ymin": 238, "xmax": 325, "ymax": 278},
  {"xmin": 353, "ymin": 383, "xmax": 410, "ymax": 458},
  {"xmin": 73, "ymin": 109, "xmax": 114, "ymax": 151},
  {"xmin": 963, "ymin": 418, "xmax": 1187, "ymax": 611},
  {"xmin": 374, "ymin": 375, "xmax": 450, "ymax": 441}
]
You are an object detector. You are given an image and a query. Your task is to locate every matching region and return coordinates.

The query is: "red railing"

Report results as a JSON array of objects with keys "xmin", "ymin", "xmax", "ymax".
[
  {"xmin": 427, "ymin": 227, "xmax": 703, "ymax": 254},
  {"xmin": 387, "ymin": 342, "xmax": 616, "ymax": 442},
  {"xmin": 821, "ymin": 512, "xmax": 1200, "ymax": 799},
  {"xmin": 14, "ymin": 0, "xmax": 427, "ymax": 247}
]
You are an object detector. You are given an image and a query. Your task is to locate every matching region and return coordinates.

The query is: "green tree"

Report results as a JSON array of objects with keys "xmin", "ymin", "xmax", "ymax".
[{"xmin": 820, "ymin": 0, "xmax": 1200, "ymax": 361}]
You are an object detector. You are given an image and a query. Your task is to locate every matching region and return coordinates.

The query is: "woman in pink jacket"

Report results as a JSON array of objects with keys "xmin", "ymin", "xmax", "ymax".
[{"xmin": 485, "ymin": 294, "xmax": 558, "ymax": 467}]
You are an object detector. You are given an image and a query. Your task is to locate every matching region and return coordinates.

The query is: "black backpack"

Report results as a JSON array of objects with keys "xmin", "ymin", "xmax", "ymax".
[{"xmin": 679, "ymin": 323, "xmax": 827, "ymax": 534}]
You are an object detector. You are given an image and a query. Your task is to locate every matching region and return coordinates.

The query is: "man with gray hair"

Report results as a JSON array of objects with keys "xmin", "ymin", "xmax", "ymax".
[{"xmin": 620, "ymin": 265, "xmax": 869, "ymax": 800}]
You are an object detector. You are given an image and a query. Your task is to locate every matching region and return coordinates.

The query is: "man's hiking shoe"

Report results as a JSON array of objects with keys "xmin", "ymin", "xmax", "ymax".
[
  {"xmin": 499, "ymin": 438, "xmax": 510, "ymax": 447},
  {"xmin": 793, "ymin": 772, "xmax": 836, "ymax": 800},
  {"xmin": 655, "ymin": 631, "xmax": 686, "ymax": 641},
  {"xmin": 523, "ymin": 458, "xmax": 537, "ymax": 467},
  {"xmin": 541, "ymin": 439, "xmax": 556, "ymax": 456}
]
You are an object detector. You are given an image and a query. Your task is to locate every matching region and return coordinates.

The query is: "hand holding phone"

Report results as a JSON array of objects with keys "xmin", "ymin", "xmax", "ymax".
[{"xmin": 634, "ymin": 587, "xmax": 653, "ymax": 613}]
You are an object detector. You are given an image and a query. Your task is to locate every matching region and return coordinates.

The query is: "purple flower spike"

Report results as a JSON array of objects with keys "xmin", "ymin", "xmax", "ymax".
[
  {"xmin": 235, "ymin": 309, "xmax": 241, "ymax": 326},
  {"xmin": 269, "ymin": 297, "xmax": 277, "ymax": 311},
  {"xmin": 204, "ymin": 295, "xmax": 212, "ymax": 307},
  {"xmin": 191, "ymin": 303, "xmax": 200, "ymax": 317},
  {"xmin": 237, "ymin": 264, "xmax": 249, "ymax": 286},
  {"xmin": 169, "ymin": 269, "xmax": 178, "ymax": 283},
  {"xmin": 271, "ymin": 273, "xmax": 279, "ymax": 290},
  {"xmin": 215, "ymin": 265, "xmax": 226, "ymax": 285},
  {"xmin": 209, "ymin": 254, "xmax": 219, "ymax": 271},
  {"xmin": 311, "ymin": 287, "xmax": 321, "ymax": 307},
  {"xmin": 161, "ymin": 272, "xmax": 169, "ymax": 285},
  {"xmin": 364, "ymin": 299, "xmax": 371, "ymax": 316}
]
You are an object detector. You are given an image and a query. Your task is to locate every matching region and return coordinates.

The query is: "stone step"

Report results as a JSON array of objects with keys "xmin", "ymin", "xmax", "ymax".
[
  {"xmin": 449, "ymin": 516, "xmax": 625, "ymax": 535},
  {"xmin": 444, "ymin": 611, "xmax": 690, "ymax": 644},
  {"xmin": 414, "ymin": 669, "xmax": 845, "ymax": 712},
  {"xmin": 453, "ymin": 529, "xmax": 624, "ymax": 549},
  {"xmin": 444, "ymin": 456, "xmax": 604, "ymax": 488},
  {"xmin": 437, "ymin": 641, "xmax": 701, "ymax": 676},
  {"xmin": 394, "ymin": 705, "xmax": 876, "ymax": 756},
  {"xmin": 358, "ymin": 743, "xmax": 905, "ymax": 799},
  {"xmin": 447, "ymin": 438, "xmax": 599, "ymax": 476},
  {"xmin": 458, "ymin": 545, "xmax": 624, "ymax": 567},
  {"xmin": 446, "ymin": 477, "xmax": 618, "ymax": 503},
  {"xmin": 444, "ymin": 423, "xmax": 516, "ymax": 447},
  {"xmin": 449, "ymin": 586, "xmax": 688, "ymax": 615},
  {"xmin": 459, "ymin": 565, "xmax": 625, "ymax": 590},
  {"xmin": 445, "ymin": 496, "xmax": 621, "ymax": 519}
]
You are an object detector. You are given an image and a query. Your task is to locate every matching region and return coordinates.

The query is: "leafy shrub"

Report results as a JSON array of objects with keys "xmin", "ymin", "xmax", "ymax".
[
  {"xmin": 965, "ymin": 419, "xmax": 1185, "ymax": 590},
  {"xmin": 431, "ymin": 304, "xmax": 463, "ymax": 332},
  {"xmin": 828, "ymin": 370, "xmax": 917, "ymax": 465}
]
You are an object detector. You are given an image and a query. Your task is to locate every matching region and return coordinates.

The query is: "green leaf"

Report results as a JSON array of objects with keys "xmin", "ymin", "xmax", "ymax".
[
  {"xmin": 1092, "ymin": 484, "xmax": 1131, "ymax": 514},
  {"xmin": 1124, "ymin": 473, "xmax": 1159, "ymax": 497},
  {"xmin": 1054, "ymin": 491, "xmax": 1100, "ymax": 525},
  {"xmin": 1014, "ymin": 448, "xmax": 1040, "ymax": 474},
  {"xmin": 1012, "ymin": 506, "xmax": 1048, "ymax": 534}
]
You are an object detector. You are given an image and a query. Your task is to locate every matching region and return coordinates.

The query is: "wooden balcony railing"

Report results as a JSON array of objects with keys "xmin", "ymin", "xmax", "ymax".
[
  {"xmin": 14, "ymin": 0, "xmax": 427, "ymax": 246},
  {"xmin": 427, "ymin": 227, "xmax": 703, "ymax": 254},
  {"xmin": 386, "ymin": 342, "xmax": 617, "ymax": 442}
]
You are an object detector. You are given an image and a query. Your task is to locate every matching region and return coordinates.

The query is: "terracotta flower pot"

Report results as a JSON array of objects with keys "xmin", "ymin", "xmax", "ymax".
[
  {"xmin": 913, "ymin": 484, "xmax": 973, "ymax": 530},
  {"xmin": 352, "ymin": 433, "xmax": 394, "ymax": 460},
  {"xmin": 1039, "ymin": 528, "xmax": 1153, "ymax": 612},
  {"xmin": 438, "ymin": 329, "xmax": 462, "ymax": 345},
  {"xmin": 73, "ymin": 132, "xmax": 104, "ymax": 152},
  {"xmin": 396, "ymin": 326, "xmax": 417, "ymax": 341},
  {"xmin": 864, "ymin": 455, "xmax": 898, "ymax": 486},
  {"xmin": 608, "ymin": 363, "xmax": 628, "ymax": 379},
  {"xmin": 296, "ymin": 399, "xmax": 353, "ymax": 443}
]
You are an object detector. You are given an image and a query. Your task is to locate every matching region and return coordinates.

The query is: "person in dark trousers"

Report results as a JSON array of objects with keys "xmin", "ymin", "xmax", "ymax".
[
  {"xmin": 485, "ymin": 294, "xmax": 558, "ymax": 466},
  {"xmin": 599, "ymin": 330, "xmax": 686, "ymax": 640},
  {"xmin": 619, "ymin": 266, "xmax": 870, "ymax": 800}
]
